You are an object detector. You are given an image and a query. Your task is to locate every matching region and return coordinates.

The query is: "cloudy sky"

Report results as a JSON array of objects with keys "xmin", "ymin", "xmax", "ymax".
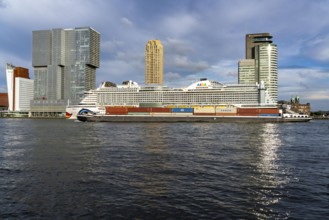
[{"xmin": 1, "ymin": 0, "xmax": 329, "ymax": 110}]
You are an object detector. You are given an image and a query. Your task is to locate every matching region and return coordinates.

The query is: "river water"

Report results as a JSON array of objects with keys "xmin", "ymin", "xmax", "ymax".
[{"xmin": 0, "ymin": 119, "xmax": 328, "ymax": 219}]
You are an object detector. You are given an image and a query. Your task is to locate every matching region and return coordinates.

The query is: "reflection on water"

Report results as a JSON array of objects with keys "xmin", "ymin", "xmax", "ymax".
[
  {"xmin": 250, "ymin": 123, "xmax": 290, "ymax": 219},
  {"xmin": 0, "ymin": 119, "xmax": 328, "ymax": 219},
  {"xmin": 142, "ymin": 123, "xmax": 169, "ymax": 154},
  {"xmin": 258, "ymin": 123, "xmax": 283, "ymax": 185},
  {"xmin": 133, "ymin": 123, "xmax": 172, "ymax": 196}
]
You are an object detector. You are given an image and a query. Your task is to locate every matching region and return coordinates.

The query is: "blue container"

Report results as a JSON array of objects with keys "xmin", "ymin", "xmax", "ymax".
[
  {"xmin": 171, "ymin": 108, "xmax": 194, "ymax": 113},
  {"xmin": 259, "ymin": 114, "xmax": 279, "ymax": 117}
]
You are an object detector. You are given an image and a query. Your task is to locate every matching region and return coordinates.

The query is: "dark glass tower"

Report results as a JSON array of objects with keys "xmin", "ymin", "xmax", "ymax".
[{"xmin": 32, "ymin": 27, "xmax": 100, "ymax": 112}]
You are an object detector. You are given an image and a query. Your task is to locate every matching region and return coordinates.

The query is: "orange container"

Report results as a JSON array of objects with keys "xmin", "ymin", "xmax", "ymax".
[
  {"xmin": 237, "ymin": 108, "xmax": 279, "ymax": 114},
  {"xmin": 150, "ymin": 107, "xmax": 171, "ymax": 113},
  {"xmin": 237, "ymin": 108, "xmax": 260, "ymax": 114},
  {"xmin": 259, "ymin": 108, "xmax": 280, "ymax": 114},
  {"xmin": 128, "ymin": 107, "xmax": 150, "ymax": 112},
  {"xmin": 128, "ymin": 107, "xmax": 171, "ymax": 113},
  {"xmin": 106, "ymin": 106, "xmax": 129, "ymax": 115}
]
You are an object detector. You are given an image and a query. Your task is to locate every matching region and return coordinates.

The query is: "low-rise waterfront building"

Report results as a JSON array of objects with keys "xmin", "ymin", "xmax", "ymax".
[
  {"xmin": 0, "ymin": 93, "xmax": 8, "ymax": 111},
  {"xmin": 290, "ymin": 97, "xmax": 311, "ymax": 115},
  {"xmin": 278, "ymin": 97, "xmax": 311, "ymax": 115},
  {"xmin": 5, "ymin": 64, "xmax": 34, "ymax": 113}
]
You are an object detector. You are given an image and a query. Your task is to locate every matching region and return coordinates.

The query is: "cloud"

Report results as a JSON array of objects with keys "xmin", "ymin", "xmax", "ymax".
[
  {"xmin": 97, "ymin": 55, "xmax": 145, "ymax": 85},
  {"xmin": 302, "ymin": 34, "xmax": 329, "ymax": 61},
  {"xmin": 170, "ymin": 55, "xmax": 209, "ymax": 72},
  {"xmin": 1, "ymin": 0, "xmax": 329, "ymax": 110},
  {"xmin": 163, "ymin": 38, "xmax": 194, "ymax": 56},
  {"xmin": 101, "ymin": 39, "xmax": 125, "ymax": 55},
  {"xmin": 278, "ymin": 67, "xmax": 329, "ymax": 105},
  {"xmin": 1, "ymin": 1, "xmax": 91, "ymax": 28},
  {"xmin": 0, "ymin": 0, "xmax": 7, "ymax": 8},
  {"xmin": 165, "ymin": 72, "xmax": 182, "ymax": 83},
  {"xmin": 115, "ymin": 51, "xmax": 144, "ymax": 64},
  {"xmin": 209, "ymin": 60, "xmax": 238, "ymax": 83},
  {"xmin": 0, "ymin": 50, "xmax": 33, "ymax": 93},
  {"xmin": 305, "ymin": 91, "xmax": 329, "ymax": 100},
  {"xmin": 120, "ymin": 17, "xmax": 133, "ymax": 27},
  {"xmin": 162, "ymin": 13, "xmax": 199, "ymax": 37},
  {"xmin": 279, "ymin": 68, "xmax": 329, "ymax": 85}
]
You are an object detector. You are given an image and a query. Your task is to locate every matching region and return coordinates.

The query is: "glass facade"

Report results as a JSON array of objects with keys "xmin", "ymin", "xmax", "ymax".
[
  {"xmin": 238, "ymin": 59, "xmax": 256, "ymax": 84},
  {"xmin": 33, "ymin": 67, "xmax": 48, "ymax": 100},
  {"xmin": 31, "ymin": 27, "xmax": 100, "ymax": 113},
  {"xmin": 240, "ymin": 33, "xmax": 278, "ymax": 104},
  {"xmin": 255, "ymin": 44, "xmax": 278, "ymax": 102}
]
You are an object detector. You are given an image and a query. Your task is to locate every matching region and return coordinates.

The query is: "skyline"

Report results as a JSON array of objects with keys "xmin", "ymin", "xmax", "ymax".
[{"xmin": 1, "ymin": 0, "xmax": 329, "ymax": 110}]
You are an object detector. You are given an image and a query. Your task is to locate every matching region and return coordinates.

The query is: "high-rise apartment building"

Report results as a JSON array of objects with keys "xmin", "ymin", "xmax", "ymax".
[
  {"xmin": 31, "ymin": 27, "xmax": 100, "ymax": 116},
  {"xmin": 6, "ymin": 64, "xmax": 34, "ymax": 111},
  {"xmin": 145, "ymin": 40, "xmax": 163, "ymax": 85},
  {"xmin": 239, "ymin": 33, "xmax": 278, "ymax": 103}
]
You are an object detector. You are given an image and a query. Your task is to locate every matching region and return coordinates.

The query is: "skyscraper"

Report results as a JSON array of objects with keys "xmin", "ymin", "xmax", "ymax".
[
  {"xmin": 254, "ymin": 43, "xmax": 278, "ymax": 102},
  {"xmin": 145, "ymin": 40, "xmax": 163, "ymax": 85},
  {"xmin": 31, "ymin": 27, "xmax": 100, "ymax": 116},
  {"xmin": 6, "ymin": 64, "xmax": 34, "ymax": 111},
  {"xmin": 238, "ymin": 59, "xmax": 255, "ymax": 84},
  {"xmin": 245, "ymin": 33, "xmax": 272, "ymax": 59},
  {"xmin": 239, "ymin": 33, "xmax": 278, "ymax": 103}
]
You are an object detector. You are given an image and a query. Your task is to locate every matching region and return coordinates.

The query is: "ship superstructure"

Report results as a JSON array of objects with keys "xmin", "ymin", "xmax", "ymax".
[
  {"xmin": 93, "ymin": 79, "xmax": 275, "ymax": 107},
  {"xmin": 66, "ymin": 78, "xmax": 277, "ymax": 119}
]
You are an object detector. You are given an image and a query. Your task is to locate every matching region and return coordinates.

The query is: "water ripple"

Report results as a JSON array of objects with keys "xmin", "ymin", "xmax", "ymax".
[{"xmin": 0, "ymin": 119, "xmax": 328, "ymax": 219}]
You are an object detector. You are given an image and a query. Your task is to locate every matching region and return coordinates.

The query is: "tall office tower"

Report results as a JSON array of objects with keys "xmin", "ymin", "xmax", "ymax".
[
  {"xmin": 6, "ymin": 64, "xmax": 34, "ymax": 111},
  {"xmin": 245, "ymin": 33, "xmax": 272, "ymax": 59},
  {"xmin": 254, "ymin": 44, "xmax": 278, "ymax": 102},
  {"xmin": 32, "ymin": 27, "xmax": 100, "ymax": 115},
  {"xmin": 239, "ymin": 33, "xmax": 277, "ymax": 103},
  {"xmin": 238, "ymin": 59, "xmax": 255, "ymax": 84},
  {"xmin": 145, "ymin": 40, "xmax": 163, "ymax": 85}
]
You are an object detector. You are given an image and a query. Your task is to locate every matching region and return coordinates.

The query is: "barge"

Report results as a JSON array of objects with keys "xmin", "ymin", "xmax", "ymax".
[
  {"xmin": 77, "ymin": 114, "xmax": 311, "ymax": 123},
  {"xmin": 76, "ymin": 107, "xmax": 311, "ymax": 123}
]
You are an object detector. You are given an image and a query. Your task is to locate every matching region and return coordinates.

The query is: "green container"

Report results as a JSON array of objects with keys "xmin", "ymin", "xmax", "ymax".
[
  {"xmin": 128, "ymin": 112, "xmax": 150, "ymax": 115},
  {"xmin": 139, "ymin": 102, "xmax": 162, "ymax": 107}
]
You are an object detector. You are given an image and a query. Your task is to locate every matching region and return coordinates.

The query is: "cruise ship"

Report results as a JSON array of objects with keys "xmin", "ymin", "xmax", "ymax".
[{"xmin": 67, "ymin": 78, "xmax": 310, "ymax": 122}]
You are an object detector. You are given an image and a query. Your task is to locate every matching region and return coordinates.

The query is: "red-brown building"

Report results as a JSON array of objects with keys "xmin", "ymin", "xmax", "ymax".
[
  {"xmin": 12, "ymin": 67, "xmax": 30, "ymax": 111},
  {"xmin": 0, "ymin": 93, "xmax": 8, "ymax": 110},
  {"xmin": 6, "ymin": 64, "xmax": 31, "ymax": 111}
]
